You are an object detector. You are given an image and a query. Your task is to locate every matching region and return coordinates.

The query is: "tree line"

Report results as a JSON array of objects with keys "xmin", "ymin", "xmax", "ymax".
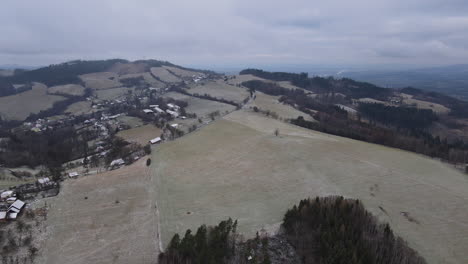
[{"xmin": 358, "ymin": 103, "xmax": 438, "ymax": 130}]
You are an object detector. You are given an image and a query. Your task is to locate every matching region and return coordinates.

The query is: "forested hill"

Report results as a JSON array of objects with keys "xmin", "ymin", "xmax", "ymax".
[
  {"xmin": 0, "ymin": 59, "xmax": 205, "ymax": 97},
  {"xmin": 240, "ymin": 68, "xmax": 468, "ymax": 118}
]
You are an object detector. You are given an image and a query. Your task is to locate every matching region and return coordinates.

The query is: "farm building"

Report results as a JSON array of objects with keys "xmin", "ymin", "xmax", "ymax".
[
  {"xmin": 8, "ymin": 212, "xmax": 18, "ymax": 220},
  {"xmin": 69, "ymin": 172, "xmax": 79, "ymax": 178},
  {"xmin": 110, "ymin": 158, "xmax": 125, "ymax": 167},
  {"xmin": 154, "ymin": 107, "xmax": 165, "ymax": 113},
  {"xmin": 38, "ymin": 177, "xmax": 51, "ymax": 185},
  {"xmin": 167, "ymin": 103, "xmax": 179, "ymax": 110},
  {"xmin": 0, "ymin": 190, "xmax": 14, "ymax": 201},
  {"xmin": 9, "ymin": 199, "xmax": 25, "ymax": 213},
  {"xmin": 143, "ymin": 109, "xmax": 154, "ymax": 114},
  {"xmin": 166, "ymin": 109, "xmax": 179, "ymax": 117},
  {"xmin": 170, "ymin": 124, "xmax": 179, "ymax": 128},
  {"xmin": 149, "ymin": 137, "xmax": 162, "ymax": 144}
]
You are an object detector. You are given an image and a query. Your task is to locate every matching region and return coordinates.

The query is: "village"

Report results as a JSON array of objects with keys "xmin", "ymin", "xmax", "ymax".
[{"xmin": 0, "ymin": 72, "xmax": 211, "ymax": 227}]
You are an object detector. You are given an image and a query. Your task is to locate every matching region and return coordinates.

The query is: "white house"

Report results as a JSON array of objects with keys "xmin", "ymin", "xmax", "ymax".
[
  {"xmin": 143, "ymin": 109, "xmax": 154, "ymax": 114},
  {"xmin": 166, "ymin": 109, "xmax": 179, "ymax": 118},
  {"xmin": 110, "ymin": 158, "xmax": 125, "ymax": 167},
  {"xmin": 9, "ymin": 200, "xmax": 25, "ymax": 213},
  {"xmin": 68, "ymin": 172, "xmax": 79, "ymax": 178},
  {"xmin": 0, "ymin": 190, "xmax": 14, "ymax": 200},
  {"xmin": 170, "ymin": 124, "xmax": 179, "ymax": 128},
  {"xmin": 149, "ymin": 137, "xmax": 162, "ymax": 144},
  {"xmin": 38, "ymin": 177, "xmax": 50, "ymax": 185},
  {"xmin": 154, "ymin": 107, "xmax": 165, "ymax": 113}
]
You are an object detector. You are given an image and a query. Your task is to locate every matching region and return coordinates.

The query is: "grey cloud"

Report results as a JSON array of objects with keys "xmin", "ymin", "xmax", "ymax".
[{"xmin": 1, "ymin": 0, "xmax": 467, "ymax": 66}]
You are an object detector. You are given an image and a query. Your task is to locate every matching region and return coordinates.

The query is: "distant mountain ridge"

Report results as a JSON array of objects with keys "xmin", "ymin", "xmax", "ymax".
[{"xmin": 339, "ymin": 64, "xmax": 468, "ymax": 100}]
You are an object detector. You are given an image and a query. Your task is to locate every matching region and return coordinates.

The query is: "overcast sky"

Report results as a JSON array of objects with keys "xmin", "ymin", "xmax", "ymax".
[{"xmin": 1, "ymin": 0, "xmax": 468, "ymax": 68}]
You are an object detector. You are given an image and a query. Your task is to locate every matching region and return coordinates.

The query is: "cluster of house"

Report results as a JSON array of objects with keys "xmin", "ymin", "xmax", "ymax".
[
  {"xmin": 143, "ymin": 103, "xmax": 183, "ymax": 119},
  {"xmin": 0, "ymin": 190, "xmax": 25, "ymax": 221},
  {"xmin": 23, "ymin": 118, "xmax": 64, "ymax": 133},
  {"xmin": 192, "ymin": 74, "xmax": 206, "ymax": 83}
]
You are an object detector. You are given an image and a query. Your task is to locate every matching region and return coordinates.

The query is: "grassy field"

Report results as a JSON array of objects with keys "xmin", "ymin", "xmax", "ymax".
[
  {"xmin": 402, "ymin": 97, "xmax": 450, "ymax": 114},
  {"xmin": 117, "ymin": 124, "xmax": 162, "ymax": 145},
  {"xmin": 188, "ymin": 80, "xmax": 249, "ymax": 103},
  {"xmin": 164, "ymin": 92, "xmax": 236, "ymax": 117},
  {"xmin": 48, "ymin": 84, "xmax": 86, "ymax": 96},
  {"xmin": 38, "ymin": 159, "xmax": 160, "ymax": 264},
  {"xmin": 0, "ymin": 167, "xmax": 39, "ymax": 189},
  {"xmin": 152, "ymin": 109, "xmax": 468, "ymax": 264},
  {"xmin": 150, "ymin": 67, "xmax": 181, "ymax": 83},
  {"xmin": 249, "ymin": 91, "xmax": 313, "ymax": 121},
  {"xmin": 162, "ymin": 66, "xmax": 198, "ymax": 78},
  {"xmin": 80, "ymin": 72, "xmax": 122, "ymax": 90},
  {"xmin": 0, "ymin": 83, "xmax": 66, "ymax": 120},
  {"xmin": 95, "ymin": 87, "xmax": 134, "ymax": 100},
  {"xmin": 64, "ymin": 101, "xmax": 95, "ymax": 115},
  {"xmin": 118, "ymin": 72, "xmax": 166, "ymax": 88}
]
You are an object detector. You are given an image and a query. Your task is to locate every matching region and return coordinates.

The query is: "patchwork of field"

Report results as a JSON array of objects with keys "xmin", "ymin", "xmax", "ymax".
[
  {"xmin": 80, "ymin": 72, "xmax": 122, "ymax": 90},
  {"xmin": 38, "ymin": 159, "xmax": 159, "ymax": 264},
  {"xmin": 119, "ymin": 72, "xmax": 166, "ymax": 88},
  {"xmin": 152, "ymin": 109, "xmax": 468, "ymax": 264},
  {"xmin": 150, "ymin": 67, "xmax": 181, "ymax": 83},
  {"xmin": 188, "ymin": 80, "xmax": 249, "ymax": 103},
  {"xmin": 227, "ymin": 74, "xmax": 267, "ymax": 85},
  {"xmin": 162, "ymin": 66, "xmax": 199, "ymax": 78},
  {"xmin": 0, "ymin": 83, "xmax": 66, "ymax": 120},
  {"xmin": 48, "ymin": 84, "xmax": 86, "ymax": 96},
  {"xmin": 117, "ymin": 124, "xmax": 162, "ymax": 145},
  {"xmin": 164, "ymin": 92, "xmax": 236, "ymax": 117},
  {"xmin": 95, "ymin": 87, "xmax": 134, "ymax": 100},
  {"xmin": 403, "ymin": 97, "xmax": 450, "ymax": 114},
  {"xmin": 64, "ymin": 101, "xmax": 95, "ymax": 115},
  {"xmin": 249, "ymin": 91, "xmax": 312, "ymax": 121}
]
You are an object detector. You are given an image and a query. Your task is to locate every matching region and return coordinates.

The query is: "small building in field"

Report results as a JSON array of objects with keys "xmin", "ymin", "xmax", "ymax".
[
  {"xmin": 69, "ymin": 172, "xmax": 79, "ymax": 178},
  {"xmin": 110, "ymin": 158, "xmax": 125, "ymax": 167},
  {"xmin": 149, "ymin": 137, "xmax": 161, "ymax": 144},
  {"xmin": 38, "ymin": 177, "xmax": 51, "ymax": 185},
  {"xmin": 0, "ymin": 190, "xmax": 14, "ymax": 200},
  {"xmin": 143, "ymin": 109, "xmax": 154, "ymax": 114},
  {"xmin": 154, "ymin": 107, "xmax": 165, "ymax": 113},
  {"xmin": 9, "ymin": 200, "xmax": 25, "ymax": 213},
  {"xmin": 6, "ymin": 197, "xmax": 17, "ymax": 204},
  {"xmin": 8, "ymin": 212, "xmax": 17, "ymax": 220},
  {"xmin": 166, "ymin": 109, "xmax": 179, "ymax": 118},
  {"xmin": 170, "ymin": 124, "xmax": 179, "ymax": 128}
]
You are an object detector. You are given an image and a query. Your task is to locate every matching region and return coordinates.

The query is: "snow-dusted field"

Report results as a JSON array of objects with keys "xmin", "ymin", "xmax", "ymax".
[{"xmin": 152, "ymin": 109, "xmax": 468, "ymax": 264}]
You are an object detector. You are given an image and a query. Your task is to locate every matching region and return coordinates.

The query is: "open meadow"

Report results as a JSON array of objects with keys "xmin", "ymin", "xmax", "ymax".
[
  {"xmin": 152, "ymin": 109, "xmax": 468, "ymax": 264},
  {"xmin": 0, "ymin": 83, "xmax": 65, "ymax": 120},
  {"xmin": 117, "ymin": 124, "xmax": 162, "ymax": 145},
  {"xmin": 249, "ymin": 91, "xmax": 313, "ymax": 121},
  {"xmin": 164, "ymin": 92, "xmax": 236, "ymax": 117},
  {"xmin": 187, "ymin": 80, "xmax": 249, "ymax": 103},
  {"xmin": 38, "ymin": 159, "xmax": 160, "ymax": 264},
  {"xmin": 48, "ymin": 84, "xmax": 86, "ymax": 96},
  {"xmin": 150, "ymin": 67, "xmax": 181, "ymax": 83}
]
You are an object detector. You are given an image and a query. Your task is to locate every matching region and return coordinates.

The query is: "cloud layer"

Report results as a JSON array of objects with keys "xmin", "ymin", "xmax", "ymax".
[{"xmin": 1, "ymin": 0, "xmax": 467, "ymax": 66}]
